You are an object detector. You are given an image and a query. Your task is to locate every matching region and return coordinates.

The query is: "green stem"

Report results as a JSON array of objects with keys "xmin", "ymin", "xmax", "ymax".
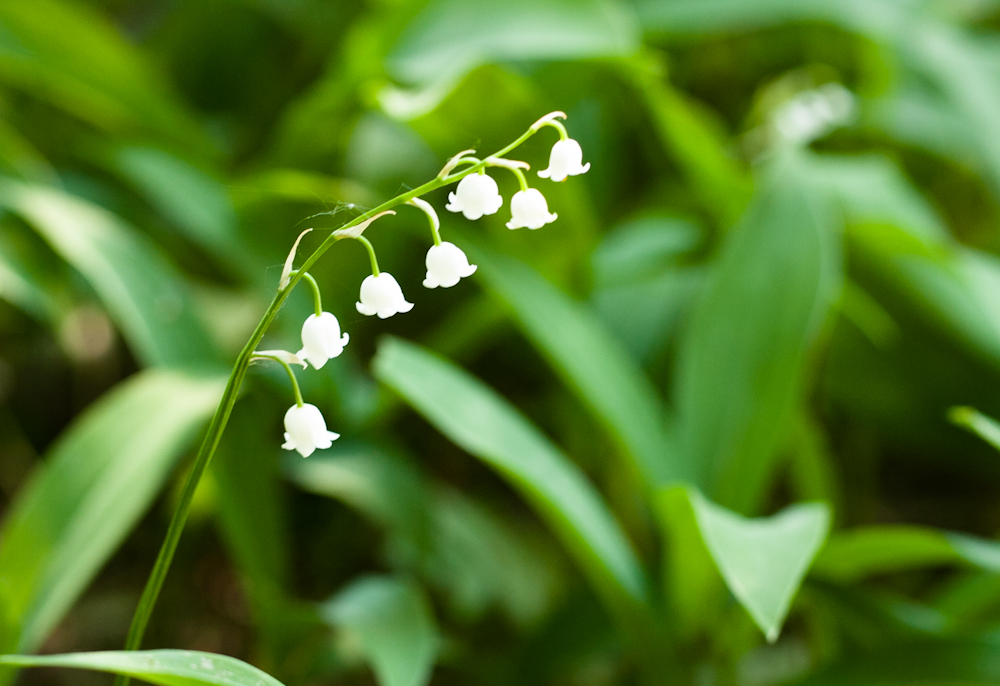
[
  {"xmin": 114, "ymin": 116, "xmax": 555, "ymax": 685},
  {"xmin": 298, "ymin": 271, "xmax": 323, "ymax": 316},
  {"xmin": 510, "ymin": 167, "xmax": 529, "ymax": 192},
  {"xmin": 355, "ymin": 236, "xmax": 380, "ymax": 276},
  {"xmin": 255, "ymin": 354, "xmax": 304, "ymax": 406}
]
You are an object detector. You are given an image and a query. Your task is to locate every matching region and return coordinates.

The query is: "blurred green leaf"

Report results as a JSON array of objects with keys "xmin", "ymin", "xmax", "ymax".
[
  {"xmin": 0, "ymin": 229, "xmax": 58, "ymax": 323},
  {"xmin": 675, "ymin": 150, "xmax": 841, "ymax": 510},
  {"xmin": 112, "ymin": 146, "xmax": 245, "ymax": 273},
  {"xmin": 950, "ymin": 406, "xmax": 1000, "ymax": 453},
  {"xmin": 287, "ymin": 445, "xmax": 561, "ymax": 627},
  {"xmin": 791, "ymin": 639, "xmax": 1000, "ymax": 686},
  {"xmin": 0, "ymin": 0, "xmax": 211, "ymax": 153},
  {"xmin": 0, "ymin": 370, "xmax": 226, "ymax": 652},
  {"xmin": 320, "ymin": 576, "xmax": 439, "ymax": 686},
  {"xmin": 372, "ymin": 337, "xmax": 649, "ymax": 612},
  {"xmin": 386, "ymin": 0, "xmax": 640, "ymax": 87},
  {"xmin": 812, "ymin": 525, "xmax": 1000, "ymax": 582},
  {"xmin": 0, "ymin": 650, "xmax": 283, "ymax": 686},
  {"xmin": 0, "ymin": 179, "xmax": 218, "ymax": 367},
  {"xmin": 591, "ymin": 215, "xmax": 700, "ymax": 287},
  {"xmin": 469, "ymin": 243, "xmax": 677, "ymax": 488},
  {"xmin": 622, "ymin": 54, "xmax": 751, "ymax": 226},
  {"xmin": 688, "ymin": 490, "xmax": 830, "ymax": 642}
]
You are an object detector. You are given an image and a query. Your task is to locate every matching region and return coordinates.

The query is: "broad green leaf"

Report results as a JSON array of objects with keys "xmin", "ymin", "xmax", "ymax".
[
  {"xmin": 0, "ymin": 0, "xmax": 210, "ymax": 152},
  {"xmin": 591, "ymin": 215, "xmax": 700, "ymax": 287},
  {"xmin": 621, "ymin": 55, "xmax": 751, "ymax": 226},
  {"xmin": 372, "ymin": 337, "xmax": 649, "ymax": 611},
  {"xmin": 813, "ymin": 525, "xmax": 1000, "ymax": 583},
  {"xmin": 385, "ymin": 0, "xmax": 639, "ymax": 87},
  {"xmin": 0, "ymin": 650, "xmax": 283, "ymax": 686},
  {"xmin": 0, "ymin": 370, "xmax": 226, "ymax": 652},
  {"xmin": 469, "ymin": 243, "xmax": 676, "ymax": 488},
  {"xmin": 950, "ymin": 406, "xmax": 1000, "ymax": 453},
  {"xmin": 791, "ymin": 639, "xmax": 1000, "ymax": 686},
  {"xmin": 0, "ymin": 228, "xmax": 59, "ymax": 323},
  {"xmin": 0, "ymin": 179, "xmax": 217, "ymax": 367},
  {"xmin": 320, "ymin": 576, "xmax": 438, "ymax": 686},
  {"xmin": 287, "ymin": 446, "xmax": 561, "ymax": 627},
  {"xmin": 656, "ymin": 486, "xmax": 726, "ymax": 638},
  {"xmin": 675, "ymin": 150, "xmax": 841, "ymax": 510},
  {"xmin": 689, "ymin": 491, "xmax": 831, "ymax": 642},
  {"xmin": 112, "ymin": 146, "xmax": 244, "ymax": 271},
  {"xmin": 634, "ymin": 0, "xmax": 903, "ymax": 38}
]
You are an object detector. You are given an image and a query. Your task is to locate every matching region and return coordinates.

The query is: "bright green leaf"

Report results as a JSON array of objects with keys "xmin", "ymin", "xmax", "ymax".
[
  {"xmin": 0, "ymin": 179, "xmax": 218, "ymax": 367},
  {"xmin": 0, "ymin": 650, "xmax": 283, "ymax": 686},
  {"xmin": 690, "ymin": 491, "xmax": 831, "ymax": 642},
  {"xmin": 112, "ymin": 146, "xmax": 244, "ymax": 272},
  {"xmin": 0, "ymin": 370, "xmax": 226, "ymax": 652},
  {"xmin": 469, "ymin": 243, "xmax": 676, "ymax": 488},
  {"xmin": 321, "ymin": 576, "xmax": 438, "ymax": 686},
  {"xmin": 675, "ymin": 150, "xmax": 841, "ymax": 511},
  {"xmin": 949, "ymin": 406, "xmax": 1000, "ymax": 453},
  {"xmin": 386, "ymin": 0, "xmax": 639, "ymax": 87},
  {"xmin": 372, "ymin": 337, "xmax": 649, "ymax": 612}
]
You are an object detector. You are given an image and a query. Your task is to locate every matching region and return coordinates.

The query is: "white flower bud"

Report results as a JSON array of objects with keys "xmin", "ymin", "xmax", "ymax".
[
  {"xmin": 423, "ymin": 241, "xmax": 477, "ymax": 289},
  {"xmin": 506, "ymin": 189, "xmax": 558, "ymax": 230},
  {"xmin": 355, "ymin": 272, "xmax": 414, "ymax": 319},
  {"xmin": 296, "ymin": 312, "xmax": 349, "ymax": 370},
  {"xmin": 282, "ymin": 403, "xmax": 339, "ymax": 457},
  {"xmin": 445, "ymin": 173, "xmax": 503, "ymax": 220},
  {"xmin": 538, "ymin": 138, "xmax": 590, "ymax": 182}
]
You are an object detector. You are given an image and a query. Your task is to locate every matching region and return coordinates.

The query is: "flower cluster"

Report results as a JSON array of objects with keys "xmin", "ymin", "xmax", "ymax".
[{"xmin": 255, "ymin": 111, "xmax": 589, "ymax": 457}]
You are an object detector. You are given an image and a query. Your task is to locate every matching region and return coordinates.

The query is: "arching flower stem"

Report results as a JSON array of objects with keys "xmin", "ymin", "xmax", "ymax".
[
  {"xmin": 407, "ymin": 197, "xmax": 442, "ymax": 246},
  {"xmin": 113, "ymin": 112, "xmax": 568, "ymax": 685},
  {"xmin": 355, "ymin": 236, "xmax": 381, "ymax": 276},
  {"xmin": 292, "ymin": 271, "xmax": 323, "ymax": 317},
  {"xmin": 253, "ymin": 353, "xmax": 305, "ymax": 407}
]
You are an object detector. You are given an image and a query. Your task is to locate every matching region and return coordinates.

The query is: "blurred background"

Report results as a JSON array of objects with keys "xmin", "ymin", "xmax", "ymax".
[{"xmin": 6, "ymin": 0, "xmax": 1000, "ymax": 685}]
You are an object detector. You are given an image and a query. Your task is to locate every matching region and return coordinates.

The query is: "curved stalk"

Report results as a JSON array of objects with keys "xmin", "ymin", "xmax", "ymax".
[{"xmin": 113, "ymin": 116, "xmax": 556, "ymax": 686}]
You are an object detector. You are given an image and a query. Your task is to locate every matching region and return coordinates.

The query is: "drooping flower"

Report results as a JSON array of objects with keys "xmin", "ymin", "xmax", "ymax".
[
  {"xmin": 506, "ymin": 189, "xmax": 558, "ymax": 230},
  {"xmin": 445, "ymin": 173, "xmax": 503, "ymax": 220},
  {"xmin": 538, "ymin": 139, "xmax": 590, "ymax": 182},
  {"xmin": 296, "ymin": 312, "xmax": 349, "ymax": 370},
  {"xmin": 282, "ymin": 403, "xmax": 339, "ymax": 457},
  {"xmin": 356, "ymin": 272, "xmax": 414, "ymax": 319},
  {"xmin": 423, "ymin": 241, "xmax": 477, "ymax": 289}
]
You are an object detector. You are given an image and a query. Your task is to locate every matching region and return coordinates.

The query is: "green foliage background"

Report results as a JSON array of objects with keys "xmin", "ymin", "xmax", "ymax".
[{"xmin": 4, "ymin": 0, "xmax": 1000, "ymax": 685}]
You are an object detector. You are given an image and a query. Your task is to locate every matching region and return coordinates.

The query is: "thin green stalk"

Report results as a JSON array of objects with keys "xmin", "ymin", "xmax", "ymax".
[
  {"xmin": 254, "ymin": 353, "xmax": 304, "ymax": 406},
  {"xmin": 355, "ymin": 236, "xmax": 380, "ymax": 276},
  {"xmin": 298, "ymin": 272, "xmax": 323, "ymax": 317},
  {"xmin": 114, "ymin": 116, "xmax": 558, "ymax": 686}
]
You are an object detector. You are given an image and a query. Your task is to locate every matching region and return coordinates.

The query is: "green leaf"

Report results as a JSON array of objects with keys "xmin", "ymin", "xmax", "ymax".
[
  {"xmin": 813, "ymin": 525, "xmax": 1000, "ymax": 583},
  {"xmin": 287, "ymin": 445, "xmax": 562, "ymax": 627},
  {"xmin": 675, "ymin": 150, "xmax": 841, "ymax": 510},
  {"xmin": 0, "ymin": 370, "xmax": 226, "ymax": 652},
  {"xmin": 386, "ymin": 0, "xmax": 639, "ymax": 87},
  {"xmin": 0, "ymin": 0, "xmax": 210, "ymax": 153},
  {"xmin": 0, "ymin": 179, "xmax": 218, "ymax": 367},
  {"xmin": 112, "ymin": 146, "xmax": 244, "ymax": 273},
  {"xmin": 468, "ymin": 242, "xmax": 676, "ymax": 488},
  {"xmin": 949, "ymin": 406, "xmax": 1000, "ymax": 453},
  {"xmin": 0, "ymin": 650, "xmax": 284, "ymax": 686},
  {"xmin": 372, "ymin": 337, "xmax": 649, "ymax": 612},
  {"xmin": 320, "ymin": 576, "xmax": 439, "ymax": 686},
  {"xmin": 621, "ymin": 55, "xmax": 751, "ymax": 226},
  {"xmin": 689, "ymin": 490, "xmax": 831, "ymax": 642},
  {"xmin": 791, "ymin": 639, "xmax": 1000, "ymax": 686}
]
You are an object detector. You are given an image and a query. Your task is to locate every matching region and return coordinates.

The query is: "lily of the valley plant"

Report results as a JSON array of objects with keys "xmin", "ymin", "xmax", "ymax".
[{"xmin": 104, "ymin": 111, "xmax": 588, "ymax": 686}]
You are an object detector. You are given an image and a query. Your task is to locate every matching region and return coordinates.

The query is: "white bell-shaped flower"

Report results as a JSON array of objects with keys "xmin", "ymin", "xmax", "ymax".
[
  {"xmin": 355, "ymin": 272, "xmax": 414, "ymax": 319},
  {"xmin": 506, "ymin": 189, "xmax": 558, "ymax": 230},
  {"xmin": 445, "ymin": 173, "xmax": 503, "ymax": 220},
  {"xmin": 538, "ymin": 138, "xmax": 590, "ymax": 182},
  {"xmin": 282, "ymin": 403, "xmax": 339, "ymax": 458},
  {"xmin": 296, "ymin": 312, "xmax": 349, "ymax": 370},
  {"xmin": 423, "ymin": 241, "xmax": 477, "ymax": 289}
]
